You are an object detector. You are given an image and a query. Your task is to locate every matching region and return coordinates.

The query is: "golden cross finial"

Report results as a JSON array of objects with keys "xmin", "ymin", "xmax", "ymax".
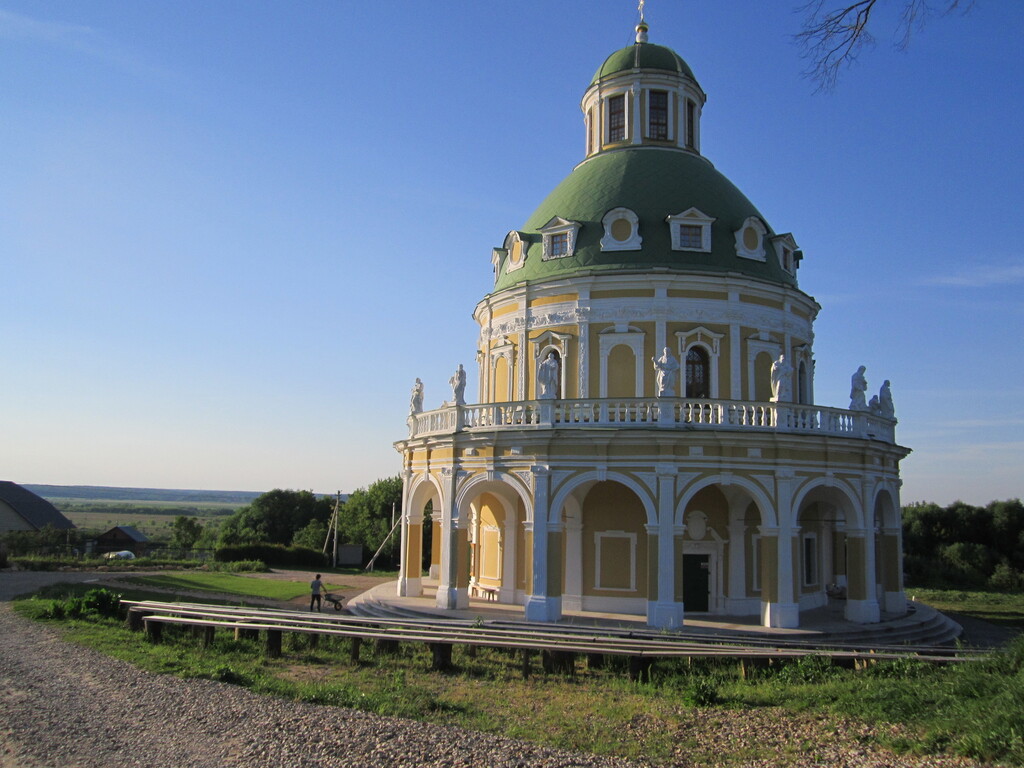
[
  {"xmin": 638, "ymin": 0, "xmax": 646, "ymax": 24},
  {"xmin": 635, "ymin": 0, "xmax": 649, "ymax": 43}
]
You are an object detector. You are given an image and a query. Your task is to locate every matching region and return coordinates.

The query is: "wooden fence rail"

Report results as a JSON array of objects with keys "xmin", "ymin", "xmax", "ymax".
[{"xmin": 122, "ymin": 600, "xmax": 977, "ymax": 678}]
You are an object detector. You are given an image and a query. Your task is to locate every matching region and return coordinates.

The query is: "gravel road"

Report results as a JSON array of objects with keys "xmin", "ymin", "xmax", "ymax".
[{"xmin": 0, "ymin": 572, "xmax": 989, "ymax": 768}]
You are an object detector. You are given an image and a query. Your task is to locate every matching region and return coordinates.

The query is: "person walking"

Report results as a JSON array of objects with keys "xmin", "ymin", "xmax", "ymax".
[{"xmin": 309, "ymin": 573, "xmax": 323, "ymax": 612}]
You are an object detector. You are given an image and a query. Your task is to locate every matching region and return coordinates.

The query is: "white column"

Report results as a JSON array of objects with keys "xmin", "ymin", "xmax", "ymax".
[
  {"xmin": 763, "ymin": 471, "xmax": 799, "ymax": 628},
  {"xmin": 726, "ymin": 519, "xmax": 746, "ymax": 612},
  {"xmin": 500, "ymin": 511, "xmax": 517, "ymax": 603},
  {"xmin": 649, "ymin": 469, "xmax": 683, "ymax": 628},
  {"xmin": 435, "ymin": 468, "xmax": 468, "ymax": 610},
  {"xmin": 729, "ymin": 316, "xmax": 742, "ymax": 400},
  {"xmin": 525, "ymin": 466, "xmax": 561, "ymax": 621},
  {"xmin": 562, "ymin": 516, "xmax": 583, "ymax": 611},
  {"xmin": 397, "ymin": 469, "xmax": 421, "ymax": 597}
]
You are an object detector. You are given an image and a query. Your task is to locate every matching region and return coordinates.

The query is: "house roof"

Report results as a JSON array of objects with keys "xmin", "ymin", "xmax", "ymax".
[
  {"xmin": 100, "ymin": 525, "xmax": 149, "ymax": 543},
  {"xmin": 0, "ymin": 481, "xmax": 76, "ymax": 530}
]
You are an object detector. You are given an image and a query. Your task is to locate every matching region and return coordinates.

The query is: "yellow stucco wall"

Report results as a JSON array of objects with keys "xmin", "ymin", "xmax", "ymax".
[{"xmin": 580, "ymin": 481, "xmax": 647, "ymax": 598}]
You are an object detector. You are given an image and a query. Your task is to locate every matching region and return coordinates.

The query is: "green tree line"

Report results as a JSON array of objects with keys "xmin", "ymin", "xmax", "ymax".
[{"xmin": 903, "ymin": 498, "xmax": 1024, "ymax": 590}]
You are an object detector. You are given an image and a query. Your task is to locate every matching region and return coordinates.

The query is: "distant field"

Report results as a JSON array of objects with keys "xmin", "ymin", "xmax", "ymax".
[{"xmin": 60, "ymin": 509, "xmax": 229, "ymax": 538}]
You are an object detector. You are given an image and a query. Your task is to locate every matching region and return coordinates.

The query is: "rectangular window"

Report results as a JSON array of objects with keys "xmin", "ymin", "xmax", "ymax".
[
  {"xmin": 649, "ymin": 90, "xmax": 668, "ymax": 140},
  {"xmin": 678, "ymin": 224, "xmax": 703, "ymax": 250},
  {"xmin": 803, "ymin": 535, "xmax": 818, "ymax": 586},
  {"xmin": 685, "ymin": 99, "xmax": 696, "ymax": 149},
  {"xmin": 549, "ymin": 232, "xmax": 569, "ymax": 257},
  {"xmin": 608, "ymin": 94, "xmax": 626, "ymax": 142}
]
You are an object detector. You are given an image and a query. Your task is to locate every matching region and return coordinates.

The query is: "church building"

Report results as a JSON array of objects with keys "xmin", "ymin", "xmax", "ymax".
[{"xmin": 394, "ymin": 19, "xmax": 909, "ymax": 629}]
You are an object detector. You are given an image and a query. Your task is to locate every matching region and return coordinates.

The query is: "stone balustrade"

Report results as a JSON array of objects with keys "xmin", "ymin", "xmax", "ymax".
[{"xmin": 408, "ymin": 398, "xmax": 897, "ymax": 444}]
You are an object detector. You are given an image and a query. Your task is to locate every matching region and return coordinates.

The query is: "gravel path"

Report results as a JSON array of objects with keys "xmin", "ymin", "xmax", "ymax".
[{"xmin": 0, "ymin": 572, "xmax": 991, "ymax": 768}]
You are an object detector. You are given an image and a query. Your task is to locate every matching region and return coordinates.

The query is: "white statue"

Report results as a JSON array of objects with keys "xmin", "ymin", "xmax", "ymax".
[
  {"xmin": 409, "ymin": 377, "xmax": 424, "ymax": 415},
  {"xmin": 651, "ymin": 347, "xmax": 679, "ymax": 397},
  {"xmin": 849, "ymin": 365, "xmax": 868, "ymax": 411},
  {"xmin": 537, "ymin": 351, "xmax": 560, "ymax": 400},
  {"xmin": 770, "ymin": 353, "xmax": 793, "ymax": 403},
  {"xmin": 449, "ymin": 364, "xmax": 466, "ymax": 406},
  {"xmin": 879, "ymin": 380, "xmax": 895, "ymax": 418}
]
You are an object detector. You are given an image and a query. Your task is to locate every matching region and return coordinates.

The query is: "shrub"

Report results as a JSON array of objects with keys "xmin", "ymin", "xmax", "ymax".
[{"xmin": 214, "ymin": 544, "xmax": 326, "ymax": 569}]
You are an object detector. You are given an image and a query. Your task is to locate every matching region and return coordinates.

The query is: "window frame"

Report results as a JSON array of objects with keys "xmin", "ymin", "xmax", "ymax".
[{"xmin": 666, "ymin": 207, "xmax": 715, "ymax": 253}]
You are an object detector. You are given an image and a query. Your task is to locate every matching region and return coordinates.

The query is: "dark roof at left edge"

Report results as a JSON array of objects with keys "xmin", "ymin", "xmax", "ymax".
[{"xmin": 0, "ymin": 481, "xmax": 76, "ymax": 530}]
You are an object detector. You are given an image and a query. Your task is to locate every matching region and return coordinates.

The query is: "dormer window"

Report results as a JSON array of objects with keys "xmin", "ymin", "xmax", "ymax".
[
  {"xmin": 600, "ymin": 207, "xmax": 642, "ymax": 251},
  {"xmin": 608, "ymin": 94, "xmax": 626, "ymax": 142},
  {"xmin": 735, "ymin": 216, "xmax": 767, "ymax": 261},
  {"xmin": 771, "ymin": 233, "xmax": 800, "ymax": 275},
  {"xmin": 539, "ymin": 216, "xmax": 581, "ymax": 260},
  {"xmin": 649, "ymin": 90, "xmax": 668, "ymax": 140},
  {"xmin": 667, "ymin": 207, "xmax": 714, "ymax": 252}
]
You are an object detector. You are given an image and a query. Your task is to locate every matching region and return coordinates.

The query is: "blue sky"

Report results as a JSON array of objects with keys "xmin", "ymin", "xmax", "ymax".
[{"xmin": 2, "ymin": 1, "xmax": 1021, "ymax": 505}]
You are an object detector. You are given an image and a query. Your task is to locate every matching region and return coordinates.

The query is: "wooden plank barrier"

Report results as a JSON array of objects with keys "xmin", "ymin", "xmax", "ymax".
[{"xmin": 122, "ymin": 600, "xmax": 975, "ymax": 681}]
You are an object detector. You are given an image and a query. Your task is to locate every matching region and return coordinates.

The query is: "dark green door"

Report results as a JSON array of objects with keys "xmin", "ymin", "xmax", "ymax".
[{"xmin": 682, "ymin": 554, "xmax": 710, "ymax": 612}]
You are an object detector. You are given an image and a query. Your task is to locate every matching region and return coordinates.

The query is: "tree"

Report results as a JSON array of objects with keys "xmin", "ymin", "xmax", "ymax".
[
  {"xmin": 292, "ymin": 519, "xmax": 328, "ymax": 551},
  {"xmin": 338, "ymin": 476, "xmax": 402, "ymax": 566},
  {"xmin": 217, "ymin": 489, "xmax": 334, "ymax": 547},
  {"xmin": 170, "ymin": 516, "xmax": 203, "ymax": 550},
  {"xmin": 796, "ymin": 0, "xmax": 973, "ymax": 90}
]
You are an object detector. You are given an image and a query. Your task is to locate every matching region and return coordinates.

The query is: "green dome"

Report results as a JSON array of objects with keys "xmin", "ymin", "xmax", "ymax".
[
  {"xmin": 590, "ymin": 42, "xmax": 696, "ymax": 85},
  {"xmin": 494, "ymin": 147, "xmax": 795, "ymax": 291}
]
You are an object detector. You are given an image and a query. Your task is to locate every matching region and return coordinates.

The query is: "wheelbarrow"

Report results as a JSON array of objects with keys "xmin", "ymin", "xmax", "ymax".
[{"xmin": 322, "ymin": 592, "xmax": 345, "ymax": 611}]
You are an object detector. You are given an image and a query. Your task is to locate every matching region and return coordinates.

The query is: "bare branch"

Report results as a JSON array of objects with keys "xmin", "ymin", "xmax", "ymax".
[{"xmin": 795, "ymin": 0, "xmax": 974, "ymax": 91}]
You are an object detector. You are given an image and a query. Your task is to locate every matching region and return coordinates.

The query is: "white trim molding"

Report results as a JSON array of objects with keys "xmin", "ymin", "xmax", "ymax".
[
  {"xmin": 667, "ymin": 207, "xmax": 715, "ymax": 252},
  {"xmin": 600, "ymin": 207, "xmax": 643, "ymax": 251}
]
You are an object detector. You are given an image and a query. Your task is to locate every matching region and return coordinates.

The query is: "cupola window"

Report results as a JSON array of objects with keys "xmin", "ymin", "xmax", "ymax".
[
  {"xmin": 600, "ymin": 207, "xmax": 642, "ymax": 251},
  {"xmin": 667, "ymin": 207, "xmax": 715, "ymax": 252},
  {"xmin": 649, "ymin": 90, "xmax": 668, "ymax": 140},
  {"xmin": 734, "ymin": 216, "xmax": 767, "ymax": 261},
  {"xmin": 608, "ymin": 94, "xmax": 626, "ymax": 142},
  {"xmin": 539, "ymin": 216, "xmax": 581, "ymax": 260},
  {"xmin": 684, "ymin": 99, "xmax": 696, "ymax": 149}
]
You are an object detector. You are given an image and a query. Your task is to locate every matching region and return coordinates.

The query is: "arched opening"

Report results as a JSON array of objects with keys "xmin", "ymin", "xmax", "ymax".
[
  {"xmin": 685, "ymin": 346, "xmax": 710, "ymax": 398},
  {"xmin": 795, "ymin": 486, "xmax": 855, "ymax": 613},
  {"xmin": 680, "ymin": 486, "xmax": 728, "ymax": 612}
]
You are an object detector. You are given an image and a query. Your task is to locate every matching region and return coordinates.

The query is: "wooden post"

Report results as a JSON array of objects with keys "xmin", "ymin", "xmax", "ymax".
[
  {"xmin": 430, "ymin": 643, "xmax": 453, "ymax": 671},
  {"xmin": 144, "ymin": 619, "xmax": 163, "ymax": 643},
  {"xmin": 375, "ymin": 638, "xmax": 400, "ymax": 655},
  {"xmin": 628, "ymin": 656, "xmax": 652, "ymax": 682},
  {"xmin": 266, "ymin": 630, "xmax": 282, "ymax": 658},
  {"xmin": 202, "ymin": 626, "xmax": 215, "ymax": 647},
  {"xmin": 127, "ymin": 609, "xmax": 145, "ymax": 632},
  {"xmin": 350, "ymin": 637, "xmax": 362, "ymax": 663},
  {"xmin": 521, "ymin": 648, "xmax": 532, "ymax": 679},
  {"xmin": 587, "ymin": 653, "xmax": 605, "ymax": 670}
]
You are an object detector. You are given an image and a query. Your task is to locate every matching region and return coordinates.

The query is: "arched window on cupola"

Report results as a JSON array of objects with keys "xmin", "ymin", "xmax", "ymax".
[{"xmin": 685, "ymin": 347, "xmax": 710, "ymax": 398}]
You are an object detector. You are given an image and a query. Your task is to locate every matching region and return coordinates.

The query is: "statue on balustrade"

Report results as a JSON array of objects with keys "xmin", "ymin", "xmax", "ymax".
[
  {"xmin": 849, "ymin": 366, "xmax": 868, "ymax": 411},
  {"xmin": 652, "ymin": 347, "xmax": 679, "ymax": 397},
  {"xmin": 770, "ymin": 353, "xmax": 793, "ymax": 403},
  {"xmin": 449, "ymin": 364, "xmax": 467, "ymax": 406},
  {"xmin": 879, "ymin": 379, "xmax": 895, "ymax": 418},
  {"xmin": 409, "ymin": 377, "xmax": 424, "ymax": 415},
  {"xmin": 537, "ymin": 351, "xmax": 560, "ymax": 400}
]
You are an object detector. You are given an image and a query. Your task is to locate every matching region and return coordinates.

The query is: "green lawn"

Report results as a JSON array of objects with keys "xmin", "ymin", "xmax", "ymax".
[
  {"xmin": 120, "ymin": 572, "xmax": 350, "ymax": 601},
  {"xmin": 16, "ymin": 583, "xmax": 1024, "ymax": 766},
  {"xmin": 912, "ymin": 588, "xmax": 1024, "ymax": 630}
]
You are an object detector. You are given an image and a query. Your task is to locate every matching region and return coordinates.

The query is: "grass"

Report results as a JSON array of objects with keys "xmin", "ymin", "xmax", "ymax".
[
  {"xmin": 120, "ymin": 572, "xmax": 350, "ymax": 600},
  {"xmin": 15, "ymin": 583, "xmax": 1024, "ymax": 767},
  {"xmin": 911, "ymin": 588, "xmax": 1024, "ymax": 630}
]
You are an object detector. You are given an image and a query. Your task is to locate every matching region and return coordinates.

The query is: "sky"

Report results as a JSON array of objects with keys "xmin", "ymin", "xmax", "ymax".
[{"xmin": 2, "ymin": 1, "xmax": 1022, "ymax": 505}]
